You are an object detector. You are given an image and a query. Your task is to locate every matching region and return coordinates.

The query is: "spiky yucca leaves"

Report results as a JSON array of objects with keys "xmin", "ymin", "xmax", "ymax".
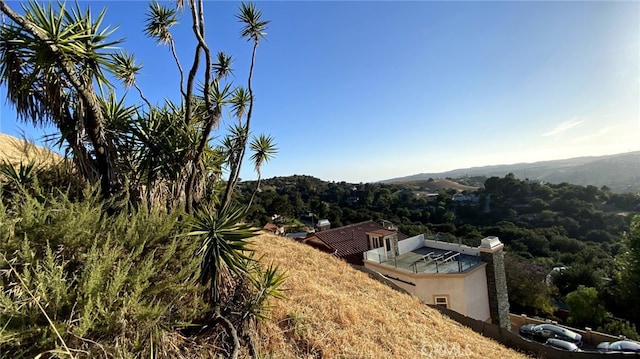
[
  {"xmin": 0, "ymin": 1, "xmax": 122, "ymax": 197},
  {"xmin": 106, "ymin": 100, "xmax": 188, "ymax": 208},
  {"xmin": 230, "ymin": 87, "xmax": 250, "ymax": 124},
  {"xmin": 143, "ymin": 1, "xmax": 178, "ymax": 45},
  {"xmin": 236, "ymin": 2, "xmax": 269, "ymax": 44},
  {"xmin": 220, "ymin": 2, "xmax": 270, "ymax": 209},
  {"xmin": 143, "ymin": 0, "xmax": 184, "ymax": 95},
  {"xmin": 213, "ymin": 51, "xmax": 234, "ymax": 81},
  {"xmin": 247, "ymin": 134, "xmax": 277, "ymax": 209},
  {"xmin": 185, "ymin": 207, "xmax": 286, "ymax": 358},
  {"xmin": 187, "ymin": 205, "xmax": 259, "ymax": 306},
  {"xmin": 244, "ymin": 260, "xmax": 286, "ymax": 322},
  {"xmin": 0, "ymin": 1, "xmax": 120, "ymax": 122},
  {"xmin": 0, "ymin": 160, "xmax": 41, "ymax": 195},
  {"xmin": 109, "ymin": 51, "xmax": 151, "ymax": 107}
]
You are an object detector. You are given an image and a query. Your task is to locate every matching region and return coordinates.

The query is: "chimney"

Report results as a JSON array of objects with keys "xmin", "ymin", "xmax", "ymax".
[{"xmin": 479, "ymin": 236, "xmax": 510, "ymax": 330}]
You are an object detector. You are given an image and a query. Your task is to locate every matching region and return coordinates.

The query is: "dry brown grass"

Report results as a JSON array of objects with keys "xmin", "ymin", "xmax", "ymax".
[
  {"xmin": 0, "ymin": 134, "xmax": 525, "ymax": 358},
  {"xmin": 0, "ymin": 133, "xmax": 61, "ymax": 166},
  {"xmin": 396, "ymin": 178, "xmax": 478, "ymax": 192},
  {"xmin": 252, "ymin": 234, "xmax": 529, "ymax": 359}
]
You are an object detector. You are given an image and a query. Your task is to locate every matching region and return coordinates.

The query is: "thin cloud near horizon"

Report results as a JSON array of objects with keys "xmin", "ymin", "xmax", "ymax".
[
  {"xmin": 542, "ymin": 118, "xmax": 584, "ymax": 137},
  {"xmin": 571, "ymin": 127, "xmax": 612, "ymax": 144}
]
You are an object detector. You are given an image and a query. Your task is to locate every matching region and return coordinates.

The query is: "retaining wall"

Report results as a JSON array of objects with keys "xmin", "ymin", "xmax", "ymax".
[{"xmin": 354, "ymin": 264, "xmax": 637, "ymax": 358}]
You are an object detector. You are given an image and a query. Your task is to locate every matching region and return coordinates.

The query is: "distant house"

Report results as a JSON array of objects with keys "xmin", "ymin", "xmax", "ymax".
[
  {"xmin": 300, "ymin": 220, "xmax": 409, "ymax": 265},
  {"xmin": 270, "ymin": 213, "xmax": 288, "ymax": 224},
  {"xmin": 363, "ymin": 235, "xmax": 510, "ymax": 328},
  {"xmin": 298, "ymin": 211, "xmax": 318, "ymax": 229},
  {"xmin": 452, "ymin": 193, "xmax": 479, "ymax": 205},
  {"xmin": 316, "ymin": 219, "xmax": 331, "ymax": 232},
  {"xmin": 263, "ymin": 223, "xmax": 284, "ymax": 236},
  {"xmin": 424, "ymin": 193, "xmax": 439, "ymax": 201}
]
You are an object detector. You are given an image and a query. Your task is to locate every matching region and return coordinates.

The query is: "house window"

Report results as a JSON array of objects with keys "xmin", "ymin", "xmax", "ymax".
[{"xmin": 434, "ymin": 296, "xmax": 449, "ymax": 309}]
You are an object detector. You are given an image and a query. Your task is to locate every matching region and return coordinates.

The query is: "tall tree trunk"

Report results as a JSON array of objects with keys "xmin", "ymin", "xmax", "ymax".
[
  {"xmin": 221, "ymin": 42, "xmax": 258, "ymax": 209},
  {"xmin": 247, "ymin": 175, "xmax": 261, "ymax": 210},
  {"xmin": 184, "ymin": 0, "xmax": 215, "ymax": 213}
]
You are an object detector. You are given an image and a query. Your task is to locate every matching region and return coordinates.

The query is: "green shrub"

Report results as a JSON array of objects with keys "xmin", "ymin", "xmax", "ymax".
[{"xmin": 0, "ymin": 189, "xmax": 207, "ymax": 358}]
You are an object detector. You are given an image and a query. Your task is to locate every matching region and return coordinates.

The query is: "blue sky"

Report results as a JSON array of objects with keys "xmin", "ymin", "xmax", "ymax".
[{"xmin": 1, "ymin": 1, "xmax": 638, "ymax": 183}]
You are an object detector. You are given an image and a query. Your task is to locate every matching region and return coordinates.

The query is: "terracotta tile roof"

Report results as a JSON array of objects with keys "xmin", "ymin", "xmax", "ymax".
[
  {"xmin": 304, "ymin": 220, "xmax": 408, "ymax": 264},
  {"xmin": 367, "ymin": 228, "xmax": 396, "ymax": 236},
  {"xmin": 263, "ymin": 223, "xmax": 278, "ymax": 232}
]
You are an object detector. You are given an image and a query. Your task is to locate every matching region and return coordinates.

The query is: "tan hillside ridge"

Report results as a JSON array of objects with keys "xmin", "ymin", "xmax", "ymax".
[
  {"xmin": 0, "ymin": 133, "xmax": 62, "ymax": 166},
  {"xmin": 252, "ymin": 233, "xmax": 529, "ymax": 359},
  {"xmin": 394, "ymin": 178, "xmax": 478, "ymax": 191}
]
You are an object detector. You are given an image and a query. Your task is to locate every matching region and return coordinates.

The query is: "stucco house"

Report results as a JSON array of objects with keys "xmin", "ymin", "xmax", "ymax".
[
  {"xmin": 316, "ymin": 219, "xmax": 331, "ymax": 232},
  {"xmin": 299, "ymin": 220, "xmax": 409, "ymax": 265},
  {"xmin": 363, "ymin": 234, "xmax": 510, "ymax": 328},
  {"xmin": 263, "ymin": 223, "xmax": 285, "ymax": 236}
]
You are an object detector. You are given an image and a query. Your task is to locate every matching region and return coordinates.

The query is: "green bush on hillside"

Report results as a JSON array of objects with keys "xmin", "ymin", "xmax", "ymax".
[{"xmin": 0, "ymin": 189, "xmax": 208, "ymax": 358}]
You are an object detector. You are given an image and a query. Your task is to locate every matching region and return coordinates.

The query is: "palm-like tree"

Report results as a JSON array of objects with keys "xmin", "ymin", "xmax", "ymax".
[
  {"xmin": 2, "ymin": 2, "xmax": 281, "ymax": 356},
  {"xmin": 247, "ymin": 134, "xmax": 277, "ymax": 209},
  {"xmin": 110, "ymin": 51, "xmax": 150, "ymax": 108},
  {"xmin": 0, "ymin": 1, "xmax": 121, "ymax": 198},
  {"xmin": 221, "ymin": 2, "xmax": 270, "ymax": 209},
  {"xmin": 144, "ymin": 1, "xmax": 184, "ymax": 95}
]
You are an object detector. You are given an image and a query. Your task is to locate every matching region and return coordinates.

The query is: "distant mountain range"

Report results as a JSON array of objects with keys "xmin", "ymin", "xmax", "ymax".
[{"xmin": 384, "ymin": 151, "xmax": 640, "ymax": 194}]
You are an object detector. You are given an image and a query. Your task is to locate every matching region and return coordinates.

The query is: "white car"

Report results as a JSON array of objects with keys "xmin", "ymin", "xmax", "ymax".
[
  {"xmin": 597, "ymin": 340, "xmax": 640, "ymax": 353},
  {"xmin": 545, "ymin": 338, "xmax": 580, "ymax": 352}
]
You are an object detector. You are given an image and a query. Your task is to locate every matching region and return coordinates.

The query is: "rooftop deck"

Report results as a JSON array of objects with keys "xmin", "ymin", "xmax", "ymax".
[{"xmin": 377, "ymin": 246, "xmax": 482, "ymax": 274}]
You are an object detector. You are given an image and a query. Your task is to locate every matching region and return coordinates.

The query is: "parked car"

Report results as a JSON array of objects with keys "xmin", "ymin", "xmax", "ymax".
[
  {"xmin": 597, "ymin": 340, "xmax": 640, "ymax": 353},
  {"xmin": 519, "ymin": 323, "xmax": 583, "ymax": 346},
  {"xmin": 545, "ymin": 338, "xmax": 580, "ymax": 352}
]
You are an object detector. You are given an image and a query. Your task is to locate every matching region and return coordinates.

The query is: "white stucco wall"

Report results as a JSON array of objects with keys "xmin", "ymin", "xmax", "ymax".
[
  {"xmin": 422, "ymin": 238, "xmax": 480, "ymax": 256},
  {"xmin": 462, "ymin": 264, "xmax": 491, "ymax": 321},
  {"xmin": 397, "ymin": 234, "xmax": 425, "ymax": 254},
  {"xmin": 364, "ymin": 261, "xmax": 490, "ymax": 322},
  {"xmin": 363, "ymin": 234, "xmax": 425, "ymax": 263}
]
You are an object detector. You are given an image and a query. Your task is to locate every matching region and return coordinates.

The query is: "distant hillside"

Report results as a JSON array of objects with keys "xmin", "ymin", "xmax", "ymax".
[
  {"xmin": 0, "ymin": 133, "xmax": 61, "ymax": 165},
  {"xmin": 253, "ymin": 233, "xmax": 527, "ymax": 358},
  {"xmin": 384, "ymin": 152, "xmax": 640, "ymax": 193},
  {"xmin": 390, "ymin": 177, "xmax": 478, "ymax": 192}
]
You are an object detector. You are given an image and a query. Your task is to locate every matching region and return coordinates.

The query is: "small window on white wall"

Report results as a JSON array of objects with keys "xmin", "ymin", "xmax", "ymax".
[{"xmin": 434, "ymin": 296, "xmax": 448, "ymax": 309}]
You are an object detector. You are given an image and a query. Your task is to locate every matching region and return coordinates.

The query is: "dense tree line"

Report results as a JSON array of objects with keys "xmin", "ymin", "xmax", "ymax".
[{"xmin": 238, "ymin": 174, "xmax": 640, "ymax": 337}]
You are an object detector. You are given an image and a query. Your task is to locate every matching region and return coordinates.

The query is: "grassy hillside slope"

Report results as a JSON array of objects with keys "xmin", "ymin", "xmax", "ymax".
[
  {"xmin": 0, "ymin": 133, "xmax": 526, "ymax": 358},
  {"xmin": 392, "ymin": 178, "xmax": 479, "ymax": 191},
  {"xmin": 0, "ymin": 133, "xmax": 61, "ymax": 165},
  {"xmin": 252, "ymin": 234, "xmax": 527, "ymax": 358}
]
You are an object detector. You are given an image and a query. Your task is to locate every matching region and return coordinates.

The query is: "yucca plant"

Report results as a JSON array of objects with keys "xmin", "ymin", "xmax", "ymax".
[
  {"xmin": 0, "ymin": 1, "xmax": 121, "ymax": 198},
  {"xmin": 247, "ymin": 134, "xmax": 278, "ymax": 209},
  {"xmin": 220, "ymin": 2, "xmax": 270, "ymax": 209},
  {"xmin": 187, "ymin": 204, "xmax": 259, "ymax": 306},
  {"xmin": 1, "ymin": 1, "xmax": 284, "ymax": 356},
  {"xmin": 0, "ymin": 160, "xmax": 40, "ymax": 194},
  {"xmin": 244, "ymin": 260, "xmax": 286, "ymax": 322}
]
